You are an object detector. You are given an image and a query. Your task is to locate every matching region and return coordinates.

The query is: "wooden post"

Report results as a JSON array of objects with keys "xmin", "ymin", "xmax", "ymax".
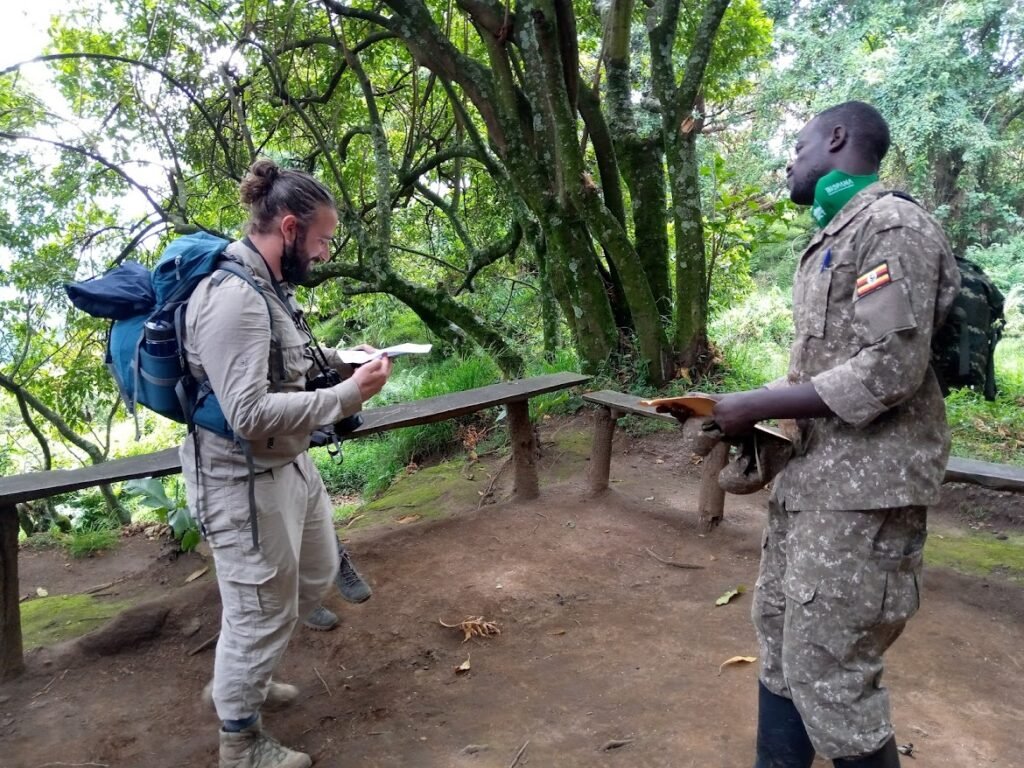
[
  {"xmin": 506, "ymin": 400, "xmax": 539, "ymax": 500},
  {"xmin": 588, "ymin": 406, "xmax": 618, "ymax": 494},
  {"xmin": 698, "ymin": 442, "xmax": 729, "ymax": 533},
  {"xmin": 0, "ymin": 505, "xmax": 24, "ymax": 681}
]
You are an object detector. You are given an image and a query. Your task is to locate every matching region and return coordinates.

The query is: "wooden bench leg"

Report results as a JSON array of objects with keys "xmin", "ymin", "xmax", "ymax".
[
  {"xmin": 698, "ymin": 442, "xmax": 729, "ymax": 533},
  {"xmin": 1, "ymin": 505, "xmax": 24, "ymax": 681},
  {"xmin": 588, "ymin": 406, "xmax": 618, "ymax": 495},
  {"xmin": 507, "ymin": 400, "xmax": 539, "ymax": 500}
]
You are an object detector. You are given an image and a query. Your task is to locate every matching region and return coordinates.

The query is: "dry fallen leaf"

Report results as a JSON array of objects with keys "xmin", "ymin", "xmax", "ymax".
[
  {"xmin": 184, "ymin": 566, "xmax": 209, "ymax": 584},
  {"xmin": 455, "ymin": 656, "xmax": 471, "ymax": 674},
  {"xmin": 715, "ymin": 586, "xmax": 745, "ymax": 606},
  {"xmin": 718, "ymin": 655, "xmax": 757, "ymax": 674},
  {"xmin": 396, "ymin": 514, "xmax": 421, "ymax": 524},
  {"xmin": 440, "ymin": 616, "xmax": 501, "ymax": 643}
]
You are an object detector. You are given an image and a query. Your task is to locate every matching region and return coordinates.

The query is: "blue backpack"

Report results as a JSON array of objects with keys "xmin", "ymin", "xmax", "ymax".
[{"xmin": 66, "ymin": 232, "xmax": 272, "ymax": 438}]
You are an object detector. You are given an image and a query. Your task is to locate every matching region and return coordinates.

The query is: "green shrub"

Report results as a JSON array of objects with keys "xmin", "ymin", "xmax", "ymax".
[
  {"xmin": 60, "ymin": 525, "xmax": 120, "ymax": 558},
  {"xmin": 946, "ymin": 338, "xmax": 1024, "ymax": 466},
  {"xmin": 314, "ymin": 352, "xmax": 506, "ymax": 498},
  {"xmin": 709, "ymin": 288, "xmax": 792, "ymax": 390}
]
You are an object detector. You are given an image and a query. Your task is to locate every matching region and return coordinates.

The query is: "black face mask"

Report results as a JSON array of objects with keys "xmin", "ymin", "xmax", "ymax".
[{"xmin": 280, "ymin": 232, "xmax": 310, "ymax": 284}]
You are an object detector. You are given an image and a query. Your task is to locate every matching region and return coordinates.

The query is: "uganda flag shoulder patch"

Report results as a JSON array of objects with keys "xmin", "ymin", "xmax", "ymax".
[{"xmin": 856, "ymin": 263, "xmax": 891, "ymax": 297}]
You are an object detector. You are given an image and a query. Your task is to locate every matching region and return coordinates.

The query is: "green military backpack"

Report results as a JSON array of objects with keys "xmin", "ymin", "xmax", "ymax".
[{"xmin": 930, "ymin": 256, "xmax": 1005, "ymax": 401}]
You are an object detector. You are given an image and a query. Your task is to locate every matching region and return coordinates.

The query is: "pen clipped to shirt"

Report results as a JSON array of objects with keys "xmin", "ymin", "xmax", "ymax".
[{"xmin": 819, "ymin": 247, "xmax": 832, "ymax": 273}]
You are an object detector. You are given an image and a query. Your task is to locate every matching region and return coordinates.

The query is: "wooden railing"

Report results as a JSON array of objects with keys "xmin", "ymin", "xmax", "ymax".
[{"xmin": 0, "ymin": 372, "xmax": 591, "ymax": 680}]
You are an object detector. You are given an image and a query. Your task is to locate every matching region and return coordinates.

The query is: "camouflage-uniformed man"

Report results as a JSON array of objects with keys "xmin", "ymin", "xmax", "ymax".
[{"xmin": 712, "ymin": 102, "xmax": 960, "ymax": 767}]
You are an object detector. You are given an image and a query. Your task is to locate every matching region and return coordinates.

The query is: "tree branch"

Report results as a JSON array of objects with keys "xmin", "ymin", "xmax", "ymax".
[
  {"xmin": 0, "ymin": 372, "xmax": 105, "ymax": 464},
  {"xmin": 15, "ymin": 392, "xmax": 51, "ymax": 471},
  {"xmin": 460, "ymin": 221, "xmax": 523, "ymax": 293},
  {"xmin": 1, "ymin": 53, "xmax": 237, "ymax": 178},
  {"xmin": 0, "ymin": 132, "xmax": 173, "ymax": 223}
]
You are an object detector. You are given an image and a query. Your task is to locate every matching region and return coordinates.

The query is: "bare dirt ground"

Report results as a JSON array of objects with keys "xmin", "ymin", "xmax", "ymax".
[{"xmin": 3, "ymin": 417, "xmax": 1024, "ymax": 768}]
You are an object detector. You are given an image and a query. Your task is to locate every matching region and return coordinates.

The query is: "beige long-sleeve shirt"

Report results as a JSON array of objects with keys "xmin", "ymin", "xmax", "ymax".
[
  {"xmin": 180, "ymin": 239, "xmax": 362, "ymax": 481},
  {"xmin": 774, "ymin": 185, "xmax": 961, "ymax": 510}
]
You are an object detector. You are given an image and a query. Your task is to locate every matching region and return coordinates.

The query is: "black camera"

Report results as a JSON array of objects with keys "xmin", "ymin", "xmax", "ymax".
[
  {"xmin": 306, "ymin": 369, "xmax": 343, "ymax": 392},
  {"xmin": 306, "ymin": 368, "xmax": 363, "ymax": 447}
]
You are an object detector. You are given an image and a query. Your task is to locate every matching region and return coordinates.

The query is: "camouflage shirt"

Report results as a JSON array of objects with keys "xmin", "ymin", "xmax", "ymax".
[{"xmin": 774, "ymin": 184, "xmax": 961, "ymax": 510}]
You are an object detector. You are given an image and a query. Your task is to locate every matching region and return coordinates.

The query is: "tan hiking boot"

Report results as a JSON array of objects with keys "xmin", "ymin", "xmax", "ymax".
[
  {"xmin": 203, "ymin": 680, "xmax": 300, "ymax": 712},
  {"xmin": 219, "ymin": 717, "xmax": 311, "ymax": 768}
]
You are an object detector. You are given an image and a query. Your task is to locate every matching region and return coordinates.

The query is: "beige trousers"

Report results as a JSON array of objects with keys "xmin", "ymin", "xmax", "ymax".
[{"xmin": 185, "ymin": 451, "xmax": 338, "ymax": 721}]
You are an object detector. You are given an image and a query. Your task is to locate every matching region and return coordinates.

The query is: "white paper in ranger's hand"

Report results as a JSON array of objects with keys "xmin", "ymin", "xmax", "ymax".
[{"xmin": 337, "ymin": 343, "xmax": 433, "ymax": 365}]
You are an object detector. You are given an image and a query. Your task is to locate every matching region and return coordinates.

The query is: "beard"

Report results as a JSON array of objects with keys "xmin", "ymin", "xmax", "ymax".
[
  {"xmin": 280, "ymin": 236, "xmax": 312, "ymax": 284},
  {"xmin": 788, "ymin": 161, "xmax": 828, "ymax": 206}
]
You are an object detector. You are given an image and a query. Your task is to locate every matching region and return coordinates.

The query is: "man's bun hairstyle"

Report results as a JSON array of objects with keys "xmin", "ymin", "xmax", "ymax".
[{"xmin": 240, "ymin": 157, "xmax": 335, "ymax": 234}]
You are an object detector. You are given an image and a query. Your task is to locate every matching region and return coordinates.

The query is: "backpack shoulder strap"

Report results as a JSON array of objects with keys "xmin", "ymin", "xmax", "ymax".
[{"xmin": 201, "ymin": 257, "xmax": 285, "ymax": 382}]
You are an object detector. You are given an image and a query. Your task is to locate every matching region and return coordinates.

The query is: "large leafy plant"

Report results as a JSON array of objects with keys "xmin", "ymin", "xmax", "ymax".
[{"xmin": 122, "ymin": 477, "xmax": 199, "ymax": 552}]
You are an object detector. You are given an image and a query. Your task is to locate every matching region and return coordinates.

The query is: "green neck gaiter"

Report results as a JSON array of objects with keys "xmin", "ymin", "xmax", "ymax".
[{"xmin": 810, "ymin": 170, "xmax": 878, "ymax": 228}]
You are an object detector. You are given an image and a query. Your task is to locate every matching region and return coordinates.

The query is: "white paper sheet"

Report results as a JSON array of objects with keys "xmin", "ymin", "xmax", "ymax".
[{"xmin": 337, "ymin": 343, "xmax": 433, "ymax": 365}]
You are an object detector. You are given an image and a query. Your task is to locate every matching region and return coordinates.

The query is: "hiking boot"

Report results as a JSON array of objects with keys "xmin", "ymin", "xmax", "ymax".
[
  {"xmin": 219, "ymin": 717, "xmax": 311, "ymax": 768},
  {"xmin": 302, "ymin": 605, "xmax": 339, "ymax": 632},
  {"xmin": 336, "ymin": 546, "xmax": 372, "ymax": 603},
  {"xmin": 203, "ymin": 680, "xmax": 300, "ymax": 712}
]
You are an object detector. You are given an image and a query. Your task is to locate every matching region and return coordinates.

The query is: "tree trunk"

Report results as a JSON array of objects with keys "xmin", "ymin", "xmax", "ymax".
[
  {"xmin": 535, "ymin": 238, "xmax": 561, "ymax": 360},
  {"xmin": 669, "ymin": 128, "xmax": 710, "ymax": 369},
  {"xmin": 100, "ymin": 483, "xmax": 130, "ymax": 525},
  {"xmin": 620, "ymin": 138, "xmax": 671, "ymax": 320},
  {"xmin": 544, "ymin": 217, "xmax": 618, "ymax": 370}
]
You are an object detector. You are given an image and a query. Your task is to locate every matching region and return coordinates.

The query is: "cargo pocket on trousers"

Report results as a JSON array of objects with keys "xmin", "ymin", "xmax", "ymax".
[
  {"xmin": 876, "ymin": 550, "xmax": 922, "ymax": 626},
  {"xmin": 208, "ymin": 532, "xmax": 279, "ymax": 613},
  {"xmin": 754, "ymin": 528, "xmax": 785, "ymax": 624}
]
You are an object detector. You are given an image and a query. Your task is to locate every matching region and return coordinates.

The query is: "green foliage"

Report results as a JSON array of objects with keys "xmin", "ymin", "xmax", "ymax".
[
  {"xmin": 965, "ymin": 236, "xmax": 1024, "ymax": 297},
  {"xmin": 708, "ymin": 288, "xmax": 792, "ymax": 390},
  {"xmin": 945, "ymin": 338, "xmax": 1024, "ymax": 466},
  {"xmin": 314, "ymin": 353, "xmax": 503, "ymax": 499},
  {"xmin": 122, "ymin": 477, "xmax": 200, "ymax": 551},
  {"xmin": 765, "ymin": 0, "xmax": 1024, "ymax": 253},
  {"xmin": 59, "ymin": 525, "xmax": 120, "ymax": 558},
  {"xmin": 54, "ymin": 488, "xmax": 116, "ymax": 530}
]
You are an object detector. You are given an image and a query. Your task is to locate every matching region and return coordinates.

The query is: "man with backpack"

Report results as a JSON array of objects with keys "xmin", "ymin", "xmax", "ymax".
[
  {"xmin": 707, "ymin": 102, "xmax": 960, "ymax": 766},
  {"xmin": 182, "ymin": 158, "xmax": 391, "ymax": 768}
]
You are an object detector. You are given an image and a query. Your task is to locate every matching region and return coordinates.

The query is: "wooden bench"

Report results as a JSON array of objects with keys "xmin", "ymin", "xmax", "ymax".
[
  {"xmin": 584, "ymin": 388, "xmax": 1024, "ymax": 528},
  {"xmin": 583, "ymin": 390, "xmax": 730, "ymax": 532},
  {"xmin": 0, "ymin": 371, "xmax": 590, "ymax": 680}
]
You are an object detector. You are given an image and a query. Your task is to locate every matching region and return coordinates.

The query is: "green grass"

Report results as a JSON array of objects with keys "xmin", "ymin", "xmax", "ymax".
[
  {"xmin": 20, "ymin": 526, "xmax": 121, "ymax": 558},
  {"xmin": 945, "ymin": 338, "xmax": 1024, "ymax": 466},
  {"xmin": 20, "ymin": 594, "xmax": 129, "ymax": 648},
  {"xmin": 314, "ymin": 352, "xmax": 506, "ymax": 499},
  {"xmin": 927, "ymin": 530, "xmax": 1024, "ymax": 581},
  {"xmin": 61, "ymin": 527, "xmax": 121, "ymax": 558}
]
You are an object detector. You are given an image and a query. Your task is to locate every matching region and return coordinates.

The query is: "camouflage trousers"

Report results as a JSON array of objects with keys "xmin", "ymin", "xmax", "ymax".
[{"xmin": 752, "ymin": 498, "xmax": 926, "ymax": 760}]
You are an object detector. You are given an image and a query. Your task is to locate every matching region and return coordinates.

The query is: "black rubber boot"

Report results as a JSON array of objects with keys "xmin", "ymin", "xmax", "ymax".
[
  {"xmin": 833, "ymin": 737, "xmax": 901, "ymax": 767},
  {"xmin": 753, "ymin": 681, "xmax": 816, "ymax": 768}
]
